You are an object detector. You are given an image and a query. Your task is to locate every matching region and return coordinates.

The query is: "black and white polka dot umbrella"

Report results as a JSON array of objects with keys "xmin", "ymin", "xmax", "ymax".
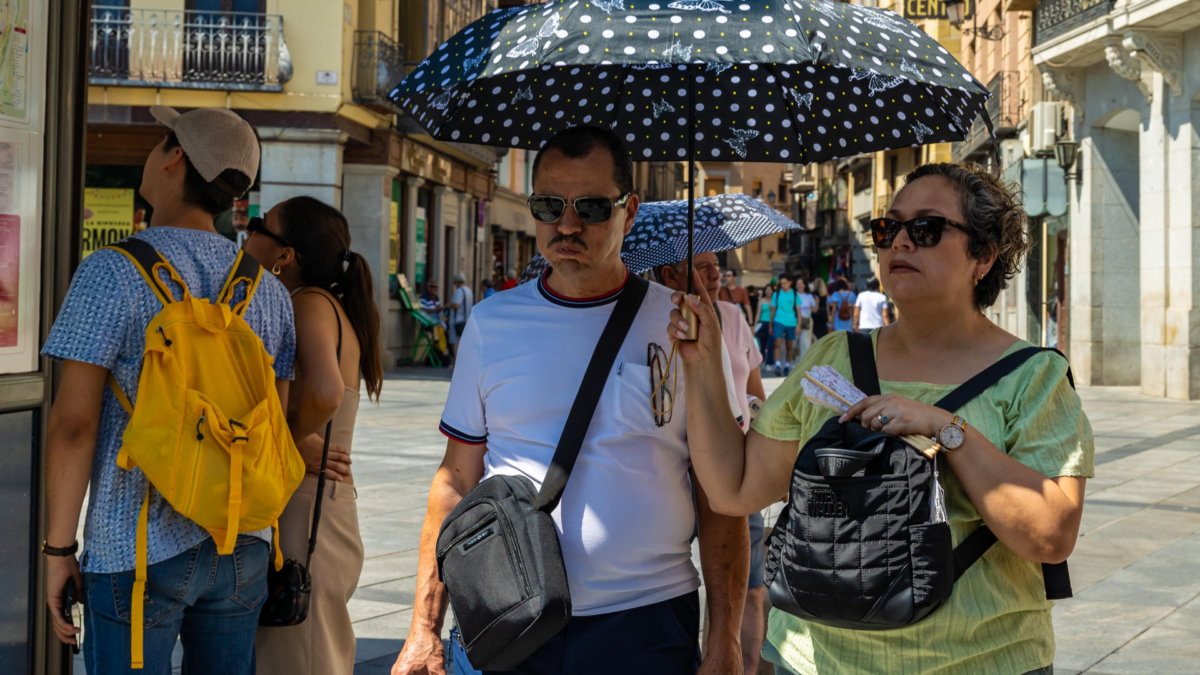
[
  {"xmin": 392, "ymin": 0, "xmax": 992, "ymax": 295},
  {"xmin": 517, "ymin": 192, "xmax": 805, "ymax": 284},
  {"xmin": 391, "ymin": 0, "xmax": 993, "ymax": 163}
]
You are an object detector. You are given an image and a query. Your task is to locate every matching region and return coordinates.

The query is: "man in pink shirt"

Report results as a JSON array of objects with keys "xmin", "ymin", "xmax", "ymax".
[{"xmin": 657, "ymin": 251, "xmax": 769, "ymax": 674}]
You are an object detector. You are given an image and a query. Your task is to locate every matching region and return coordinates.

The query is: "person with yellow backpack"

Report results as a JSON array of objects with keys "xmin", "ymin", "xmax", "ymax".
[{"xmin": 42, "ymin": 106, "xmax": 299, "ymax": 674}]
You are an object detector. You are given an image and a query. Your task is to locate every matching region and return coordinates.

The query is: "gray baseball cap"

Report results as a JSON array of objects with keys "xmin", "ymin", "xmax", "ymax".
[{"xmin": 150, "ymin": 105, "xmax": 260, "ymax": 197}]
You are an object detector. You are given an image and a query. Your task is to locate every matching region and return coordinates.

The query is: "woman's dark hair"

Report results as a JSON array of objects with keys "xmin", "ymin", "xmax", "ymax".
[
  {"xmin": 903, "ymin": 163, "xmax": 1031, "ymax": 310},
  {"xmin": 276, "ymin": 196, "xmax": 383, "ymax": 401},
  {"xmin": 162, "ymin": 132, "xmax": 252, "ymax": 215},
  {"xmin": 531, "ymin": 125, "xmax": 633, "ymax": 195},
  {"xmin": 867, "ymin": 278, "xmax": 881, "ymax": 292}
]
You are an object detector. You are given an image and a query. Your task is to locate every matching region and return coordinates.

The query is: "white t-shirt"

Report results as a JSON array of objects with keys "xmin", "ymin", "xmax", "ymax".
[
  {"xmin": 798, "ymin": 293, "xmax": 818, "ymax": 319},
  {"xmin": 451, "ymin": 285, "xmax": 474, "ymax": 325},
  {"xmin": 440, "ymin": 271, "xmax": 742, "ymax": 616},
  {"xmin": 717, "ymin": 301, "xmax": 763, "ymax": 429},
  {"xmin": 856, "ymin": 290, "xmax": 889, "ymax": 330}
]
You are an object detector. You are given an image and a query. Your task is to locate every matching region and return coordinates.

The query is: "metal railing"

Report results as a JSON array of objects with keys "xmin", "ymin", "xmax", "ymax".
[
  {"xmin": 353, "ymin": 31, "xmax": 408, "ymax": 114},
  {"xmin": 1035, "ymin": 0, "xmax": 1114, "ymax": 45},
  {"xmin": 89, "ymin": 7, "xmax": 285, "ymax": 90},
  {"xmin": 952, "ymin": 72, "xmax": 1021, "ymax": 163}
]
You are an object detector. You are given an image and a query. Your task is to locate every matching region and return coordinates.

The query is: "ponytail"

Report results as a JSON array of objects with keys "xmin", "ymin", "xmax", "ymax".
[{"xmin": 277, "ymin": 196, "xmax": 383, "ymax": 401}]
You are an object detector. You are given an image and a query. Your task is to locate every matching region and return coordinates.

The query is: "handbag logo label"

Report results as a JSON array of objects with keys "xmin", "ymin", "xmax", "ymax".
[
  {"xmin": 807, "ymin": 488, "xmax": 850, "ymax": 517},
  {"xmin": 459, "ymin": 526, "xmax": 496, "ymax": 555}
]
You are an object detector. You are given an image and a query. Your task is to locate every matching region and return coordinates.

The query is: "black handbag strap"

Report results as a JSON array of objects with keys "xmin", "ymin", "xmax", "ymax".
[
  {"xmin": 303, "ymin": 291, "xmax": 343, "ymax": 569},
  {"xmin": 534, "ymin": 274, "xmax": 650, "ymax": 513},
  {"xmin": 846, "ymin": 332, "xmax": 1075, "ymax": 600}
]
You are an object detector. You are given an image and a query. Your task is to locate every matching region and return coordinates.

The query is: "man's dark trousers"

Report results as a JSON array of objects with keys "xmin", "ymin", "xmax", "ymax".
[{"xmin": 479, "ymin": 591, "xmax": 701, "ymax": 675}]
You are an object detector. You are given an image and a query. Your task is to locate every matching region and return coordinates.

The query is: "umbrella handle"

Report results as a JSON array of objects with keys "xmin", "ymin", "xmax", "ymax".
[{"xmin": 680, "ymin": 302, "xmax": 699, "ymax": 341}]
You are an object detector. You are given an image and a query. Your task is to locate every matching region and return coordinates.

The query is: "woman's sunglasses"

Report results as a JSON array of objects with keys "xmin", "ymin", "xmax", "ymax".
[
  {"xmin": 869, "ymin": 216, "xmax": 970, "ymax": 249},
  {"xmin": 528, "ymin": 194, "xmax": 631, "ymax": 225},
  {"xmin": 247, "ymin": 216, "xmax": 292, "ymax": 248}
]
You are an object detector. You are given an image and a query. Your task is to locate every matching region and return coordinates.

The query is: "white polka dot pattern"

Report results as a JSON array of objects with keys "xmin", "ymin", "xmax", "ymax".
[{"xmin": 392, "ymin": 0, "xmax": 992, "ymax": 163}]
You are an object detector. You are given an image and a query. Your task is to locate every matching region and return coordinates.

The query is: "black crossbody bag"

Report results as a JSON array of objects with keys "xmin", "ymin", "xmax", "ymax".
[
  {"xmin": 436, "ymin": 275, "xmax": 649, "ymax": 671},
  {"xmin": 259, "ymin": 293, "xmax": 343, "ymax": 627}
]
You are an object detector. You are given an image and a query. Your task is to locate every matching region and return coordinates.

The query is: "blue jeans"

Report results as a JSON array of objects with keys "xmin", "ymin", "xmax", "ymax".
[{"xmin": 83, "ymin": 535, "xmax": 270, "ymax": 675}]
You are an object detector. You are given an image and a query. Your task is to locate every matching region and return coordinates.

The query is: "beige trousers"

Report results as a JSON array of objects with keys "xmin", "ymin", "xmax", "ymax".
[{"xmin": 256, "ymin": 477, "xmax": 364, "ymax": 675}]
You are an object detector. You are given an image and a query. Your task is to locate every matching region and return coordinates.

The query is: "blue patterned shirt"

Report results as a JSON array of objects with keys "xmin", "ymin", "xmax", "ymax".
[{"xmin": 42, "ymin": 227, "xmax": 296, "ymax": 574}]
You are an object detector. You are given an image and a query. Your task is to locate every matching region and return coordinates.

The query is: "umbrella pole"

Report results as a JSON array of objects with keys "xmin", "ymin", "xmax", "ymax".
[{"xmin": 681, "ymin": 69, "xmax": 699, "ymax": 341}]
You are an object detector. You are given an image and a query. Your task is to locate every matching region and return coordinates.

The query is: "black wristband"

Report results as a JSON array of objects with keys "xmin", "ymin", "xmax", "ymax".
[{"xmin": 42, "ymin": 540, "xmax": 79, "ymax": 557}]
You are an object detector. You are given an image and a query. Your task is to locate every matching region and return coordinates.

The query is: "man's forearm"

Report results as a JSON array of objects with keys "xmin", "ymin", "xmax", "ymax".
[
  {"xmin": 45, "ymin": 431, "xmax": 95, "ymax": 547},
  {"xmin": 409, "ymin": 468, "xmax": 472, "ymax": 633},
  {"xmin": 696, "ymin": 486, "xmax": 749, "ymax": 655}
]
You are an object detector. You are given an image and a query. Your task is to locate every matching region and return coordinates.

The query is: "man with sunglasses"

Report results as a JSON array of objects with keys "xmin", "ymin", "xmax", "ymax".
[{"xmin": 395, "ymin": 126, "xmax": 747, "ymax": 675}]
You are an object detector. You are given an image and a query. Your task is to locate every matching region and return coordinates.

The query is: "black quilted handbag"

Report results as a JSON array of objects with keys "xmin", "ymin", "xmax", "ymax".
[
  {"xmin": 763, "ymin": 331, "xmax": 1074, "ymax": 630},
  {"xmin": 259, "ymin": 293, "xmax": 342, "ymax": 627}
]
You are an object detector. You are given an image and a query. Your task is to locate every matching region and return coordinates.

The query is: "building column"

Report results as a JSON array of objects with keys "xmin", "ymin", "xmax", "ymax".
[
  {"xmin": 1163, "ymin": 66, "xmax": 1200, "ymax": 399},
  {"xmin": 432, "ymin": 185, "xmax": 450, "ymax": 292},
  {"xmin": 456, "ymin": 192, "xmax": 471, "ymax": 285},
  {"xmin": 404, "ymin": 176, "xmax": 425, "ymax": 286},
  {"xmin": 257, "ymin": 127, "xmax": 348, "ymax": 211},
  {"xmin": 342, "ymin": 163, "xmax": 400, "ymax": 368},
  {"xmin": 1140, "ymin": 73, "xmax": 1170, "ymax": 397}
]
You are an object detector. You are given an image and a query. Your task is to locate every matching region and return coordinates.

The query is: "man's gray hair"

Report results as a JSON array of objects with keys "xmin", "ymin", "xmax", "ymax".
[
  {"xmin": 454, "ymin": 272, "xmax": 467, "ymax": 284},
  {"xmin": 507, "ymin": 268, "xmax": 517, "ymax": 279}
]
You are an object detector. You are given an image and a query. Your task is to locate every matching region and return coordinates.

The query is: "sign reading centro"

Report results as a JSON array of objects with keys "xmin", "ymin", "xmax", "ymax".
[
  {"xmin": 82, "ymin": 188, "xmax": 134, "ymax": 259},
  {"xmin": 903, "ymin": 0, "xmax": 973, "ymax": 20}
]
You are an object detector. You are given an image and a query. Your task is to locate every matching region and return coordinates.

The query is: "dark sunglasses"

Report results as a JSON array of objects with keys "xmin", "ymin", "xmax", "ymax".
[
  {"xmin": 528, "ymin": 193, "xmax": 631, "ymax": 225},
  {"xmin": 247, "ymin": 216, "xmax": 292, "ymax": 248},
  {"xmin": 869, "ymin": 216, "xmax": 970, "ymax": 249}
]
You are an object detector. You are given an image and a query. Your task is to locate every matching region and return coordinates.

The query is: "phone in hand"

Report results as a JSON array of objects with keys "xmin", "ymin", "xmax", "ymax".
[{"xmin": 63, "ymin": 577, "xmax": 80, "ymax": 655}]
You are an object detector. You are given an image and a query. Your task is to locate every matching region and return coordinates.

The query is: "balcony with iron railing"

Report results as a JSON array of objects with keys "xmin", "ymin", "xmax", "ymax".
[
  {"xmin": 1035, "ymin": 0, "xmax": 1115, "ymax": 46},
  {"xmin": 952, "ymin": 71, "xmax": 1021, "ymax": 164},
  {"xmin": 353, "ymin": 31, "xmax": 411, "ymax": 115},
  {"xmin": 89, "ymin": 7, "xmax": 286, "ymax": 90}
]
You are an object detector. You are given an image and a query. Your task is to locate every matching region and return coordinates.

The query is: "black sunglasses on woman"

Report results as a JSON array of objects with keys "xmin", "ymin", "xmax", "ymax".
[
  {"xmin": 247, "ymin": 216, "xmax": 293, "ymax": 248},
  {"xmin": 869, "ymin": 216, "xmax": 970, "ymax": 249}
]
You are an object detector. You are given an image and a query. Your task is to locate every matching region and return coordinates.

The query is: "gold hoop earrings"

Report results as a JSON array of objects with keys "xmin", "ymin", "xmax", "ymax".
[{"xmin": 272, "ymin": 264, "xmax": 281, "ymax": 276}]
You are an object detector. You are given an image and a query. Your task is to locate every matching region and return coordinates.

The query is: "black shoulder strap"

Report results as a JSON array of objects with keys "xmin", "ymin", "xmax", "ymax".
[
  {"xmin": 534, "ymin": 275, "xmax": 650, "ymax": 513},
  {"xmin": 302, "ymin": 291, "xmax": 343, "ymax": 570},
  {"xmin": 846, "ymin": 331, "xmax": 881, "ymax": 397},
  {"xmin": 107, "ymin": 238, "xmax": 176, "ymax": 306},
  {"xmin": 940, "ymin": 346, "xmax": 1076, "ymax": 600},
  {"xmin": 217, "ymin": 250, "xmax": 264, "ymax": 315}
]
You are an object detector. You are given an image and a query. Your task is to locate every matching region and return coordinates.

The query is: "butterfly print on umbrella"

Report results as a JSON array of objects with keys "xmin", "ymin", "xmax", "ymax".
[
  {"xmin": 668, "ymin": 0, "xmax": 731, "ymax": 13},
  {"xmin": 786, "ymin": 88, "xmax": 815, "ymax": 110},
  {"xmin": 848, "ymin": 69, "xmax": 906, "ymax": 97},
  {"xmin": 901, "ymin": 58, "xmax": 926, "ymax": 82},
  {"xmin": 592, "ymin": 0, "xmax": 625, "ymax": 14},
  {"xmin": 663, "ymin": 40, "xmax": 693, "ymax": 62},
  {"xmin": 652, "ymin": 99, "xmax": 676, "ymax": 119},
  {"xmin": 504, "ymin": 11, "xmax": 562, "ymax": 59},
  {"xmin": 722, "ymin": 128, "xmax": 760, "ymax": 158},
  {"xmin": 706, "ymin": 62, "xmax": 734, "ymax": 75},
  {"xmin": 911, "ymin": 121, "xmax": 934, "ymax": 144},
  {"xmin": 512, "ymin": 86, "xmax": 533, "ymax": 105}
]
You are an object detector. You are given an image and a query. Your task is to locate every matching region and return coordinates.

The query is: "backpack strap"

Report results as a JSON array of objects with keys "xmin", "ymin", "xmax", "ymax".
[
  {"xmin": 105, "ymin": 238, "xmax": 188, "ymax": 306},
  {"xmin": 936, "ymin": 346, "xmax": 1076, "ymax": 601},
  {"xmin": 846, "ymin": 331, "xmax": 881, "ymax": 397},
  {"xmin": 217, "ymin": 250, "xmax": 264, "ymax": 316}
]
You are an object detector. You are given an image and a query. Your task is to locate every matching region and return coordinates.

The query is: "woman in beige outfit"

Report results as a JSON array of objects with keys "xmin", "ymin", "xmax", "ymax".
[{"xmin": 245, "ymin": 196, "xmax": 383, "ymax": 675}]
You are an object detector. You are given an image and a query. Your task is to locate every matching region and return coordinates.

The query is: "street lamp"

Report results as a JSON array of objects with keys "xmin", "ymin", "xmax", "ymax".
[
  {"xmin": 946, "ymin": 0, "xmax": 1006, "ymax": 41},
  {"xmin": 1054, "ymin": 139, "xmax": 1081, "ymax": 182}
]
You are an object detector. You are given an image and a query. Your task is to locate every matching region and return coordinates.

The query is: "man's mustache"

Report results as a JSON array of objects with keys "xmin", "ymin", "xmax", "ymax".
[{"xmin": 549, "ymin": 234, "xmax": 588, "ymax": 250}]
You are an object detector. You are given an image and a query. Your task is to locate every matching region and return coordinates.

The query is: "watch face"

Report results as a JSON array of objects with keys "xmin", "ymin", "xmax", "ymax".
[{"xmin": 940, "ymin": 424, "xmax": 965, "ymax": 449}]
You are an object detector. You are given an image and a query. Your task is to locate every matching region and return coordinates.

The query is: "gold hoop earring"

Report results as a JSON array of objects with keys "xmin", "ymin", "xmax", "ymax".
[
  {"xmin": 973, "ymin": 276, "xmax": 980, "ymax": 287},
  {"xmin": 272, "ymin": 265, "xmax": 281, "ymax": 276}
]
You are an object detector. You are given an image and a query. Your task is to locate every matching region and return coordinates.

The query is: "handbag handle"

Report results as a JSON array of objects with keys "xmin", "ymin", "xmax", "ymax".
[{"xmin": 303, "ymin": 291, "xmax": 344, "ymax": 570}]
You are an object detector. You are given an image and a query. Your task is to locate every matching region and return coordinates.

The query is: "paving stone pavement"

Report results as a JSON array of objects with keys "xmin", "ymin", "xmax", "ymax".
[{"xmin": 73, "ymin": 370, "xmax": 1200, "ymax": 673}]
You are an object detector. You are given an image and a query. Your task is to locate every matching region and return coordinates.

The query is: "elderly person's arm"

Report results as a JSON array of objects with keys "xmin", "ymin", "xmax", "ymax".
[{"xmin": 693, "ymin": 479, "xmax": 749, "ymax": 675}]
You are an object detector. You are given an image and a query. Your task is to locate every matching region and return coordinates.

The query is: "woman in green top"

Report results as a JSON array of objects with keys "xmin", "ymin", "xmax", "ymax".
[{"xmin": 666, "ymin": 163, "xmax": 1094, "ymax": 675}]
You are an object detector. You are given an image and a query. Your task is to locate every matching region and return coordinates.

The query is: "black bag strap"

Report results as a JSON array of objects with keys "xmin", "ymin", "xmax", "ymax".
[
  {"xmin": 107, "ymin": 238, "xmax": 182, "ymax": 306},
  {"xmin": 301, "ymin": 290, "xmax": 343, "ymax": 570},
  {"xmin": 216, "ymin": 250, "xmax": 264, "ymax": 316},
  {"xmin": 847, "ymin": 333, "xmax": 1075, "ymax": 600},
  {"xmin": 534, "ymin": 275, "xmax": 649, "ymax": 513}
]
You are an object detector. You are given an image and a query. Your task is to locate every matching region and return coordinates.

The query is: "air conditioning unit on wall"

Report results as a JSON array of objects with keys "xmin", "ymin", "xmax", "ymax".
[{"xmin": 1026, "ymin": 102, "xmax": 1062, "ymax": 156}]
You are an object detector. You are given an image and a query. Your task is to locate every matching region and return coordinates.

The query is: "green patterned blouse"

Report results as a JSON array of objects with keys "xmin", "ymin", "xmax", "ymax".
[{"xmin": 752, "ymin": 331, "xmax": 1094, "ymax": 675}]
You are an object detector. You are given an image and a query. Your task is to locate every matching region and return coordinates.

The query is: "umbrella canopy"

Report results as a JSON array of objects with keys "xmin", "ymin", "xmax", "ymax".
[
  {"xmin": 391, "ymin": 0, "xmax": 992, "ymax": 164},
  {"xmin": 517, "ymin": 192, "xmax": 805, "ymax": 283}
]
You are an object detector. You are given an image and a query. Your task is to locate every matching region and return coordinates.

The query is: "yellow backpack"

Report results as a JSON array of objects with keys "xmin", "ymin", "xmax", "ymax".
[{"xmin": 105, "ymin": 239, "xmax": 305, "ymax": 669}]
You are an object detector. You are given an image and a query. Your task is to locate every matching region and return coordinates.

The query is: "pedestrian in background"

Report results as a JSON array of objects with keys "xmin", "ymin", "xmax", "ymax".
[
  {"xmin": 480, "ymin": 278, "xmax": 495, "ymax": 299},
  {"xmin": 658, "ymin": 252, "xmax": 768, "ymax": 675},
  {"xmin": 420, "ymin": 280, "xmax": 443, "ymax": 316},
  {"xmin": 393, "ymin": 125, "xmax": 748, "ymax": 675},
  {"xmin": 670, "ymin": 162, "xmax": 1093, "ymax": 675},
  {"xmin": 247, "ymin": 196, "xmax": 381, "ymax": 675},
  {"xmin": 796, "ymin": 279, "xmax": 818, "ymax": 365},
  {"xmin": 756, "ymin": 284, "xmax": 775, "ymax": 371},
  {"xmin": 828, "ymin": 279, "xmax": 858, "ymax": 333},
  {"xmin": 42, "ymin": 106, "xmax": 295, "ymax": 673},
  {"xmin": 770, "ymin": 275, "xmax": 800, "ymax": 376},
  {"xmin": 499, "ymin": 267, "xmax": 519, "ymax": 291},
  {"xmin": 446, "ymin": 272, "xmax": 474, "ymax": 364},
  {"xmin": 854, "ymin": 277, "xmax": 891, "ymax": 333},
  {"xmin": 719, "ymin": 268, "xmax": 753, "ymax": 325},
  {"xmin": 747, "ymin": 284, "xmax": 759, "ymax": 324},
  {"xmin": 810, "ymin": 277, "xmax": 829, "ymax": 339}
]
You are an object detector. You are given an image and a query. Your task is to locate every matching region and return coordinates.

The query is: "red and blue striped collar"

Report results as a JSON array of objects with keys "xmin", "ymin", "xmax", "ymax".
[{"xmin": 537, "ymin": 267, "xmax": 630, "ymax": 309}]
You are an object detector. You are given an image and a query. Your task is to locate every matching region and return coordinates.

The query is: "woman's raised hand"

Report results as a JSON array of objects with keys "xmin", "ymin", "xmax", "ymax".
[
  {"xmin": 840, "ymin": 393, "xmax": 954, "ymax": 439},
  {"xmin": 668, "ymin": 272, "xmax": 723, "ymax": 366}
]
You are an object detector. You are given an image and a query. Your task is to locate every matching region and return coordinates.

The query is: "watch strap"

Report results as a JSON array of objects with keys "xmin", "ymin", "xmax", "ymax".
[{"xmin": 42, "ymin": 540, "xmax": 79, "ymax": 557}]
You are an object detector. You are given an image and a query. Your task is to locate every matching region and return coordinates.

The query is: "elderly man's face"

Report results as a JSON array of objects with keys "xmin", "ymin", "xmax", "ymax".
[
  {"xmin": 661, "ymin": 251, "xmax": 721, "ymax": 296},
  {"xmin": 532, "ymin": 147, "xmax": 637, "ymax": 280}
]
